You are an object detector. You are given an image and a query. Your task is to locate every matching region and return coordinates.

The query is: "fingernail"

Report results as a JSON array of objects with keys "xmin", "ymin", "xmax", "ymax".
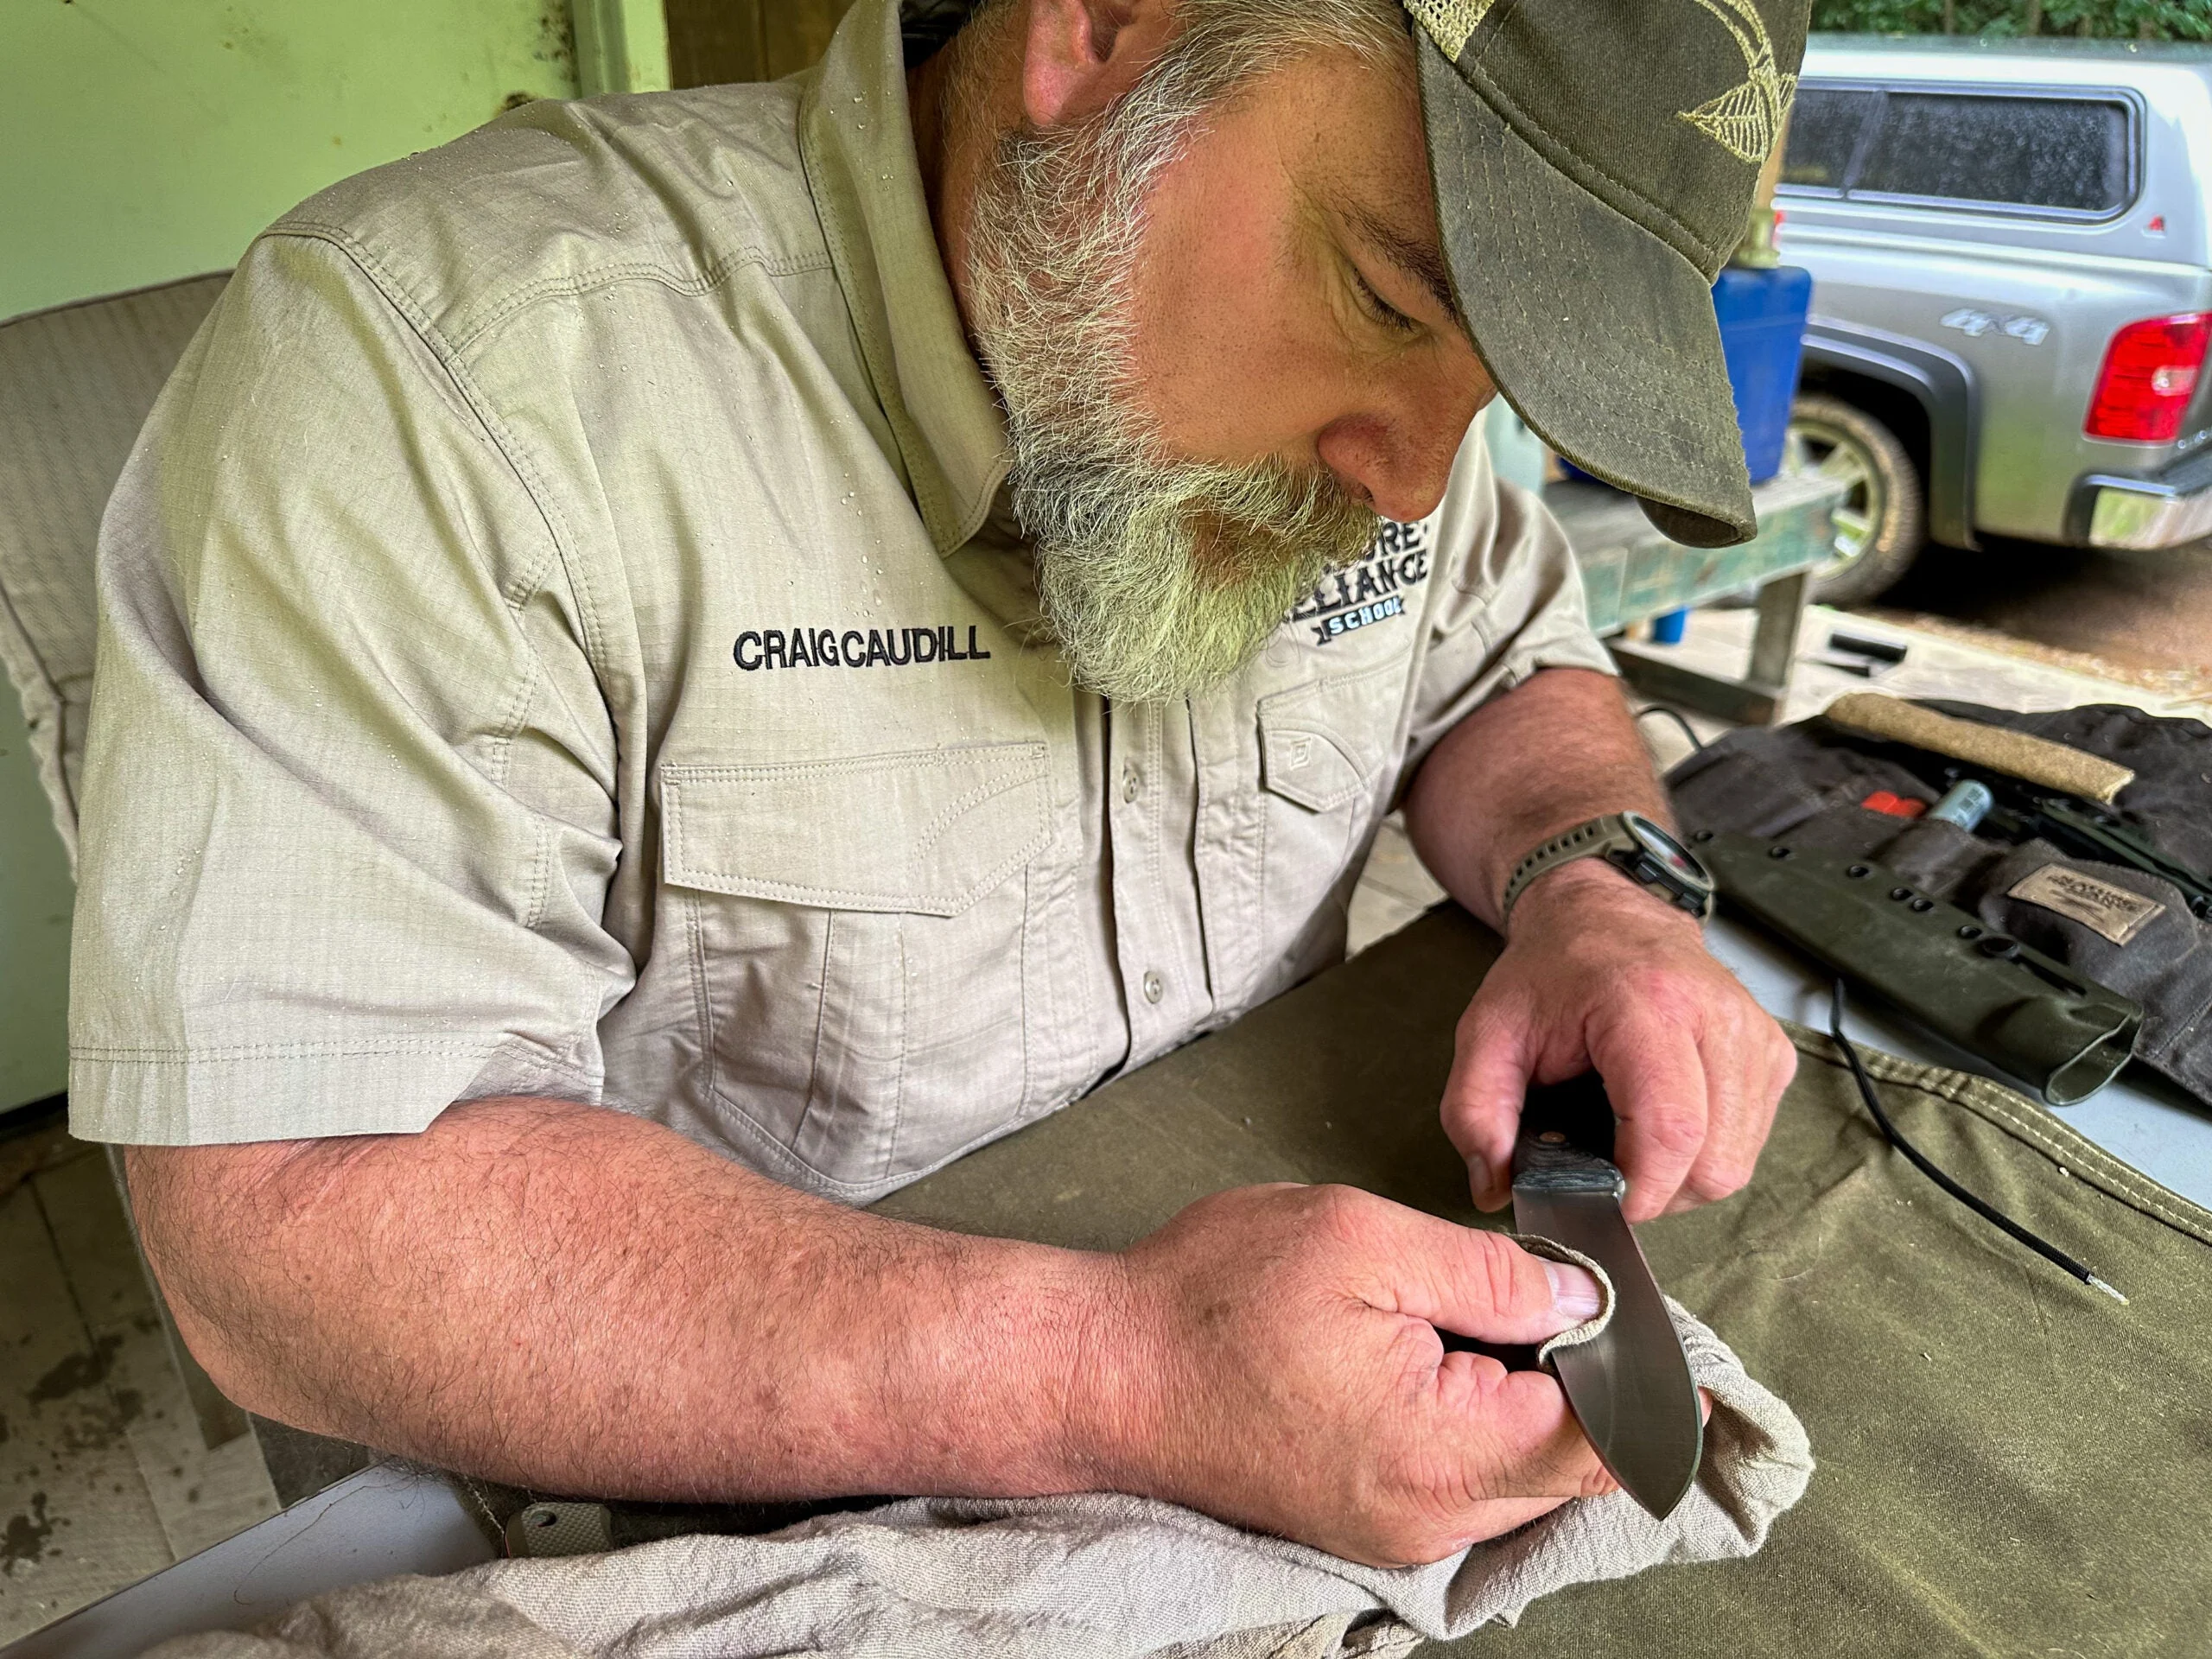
[{"xmin": 1545, "ymin": 1262, "xmax": 1602, "ymax": 1321}]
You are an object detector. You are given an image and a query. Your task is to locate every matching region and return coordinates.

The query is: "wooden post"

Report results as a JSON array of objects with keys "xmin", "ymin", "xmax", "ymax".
[
  {"xmin": 664, "ymin": 0, "xmax": 858, "ymax": 87},
  {"xmin": 571, "ymin": 0, "xmax": 673, "ymax": 95}
]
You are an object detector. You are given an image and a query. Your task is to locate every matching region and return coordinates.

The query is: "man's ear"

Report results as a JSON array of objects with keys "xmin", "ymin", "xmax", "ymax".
[{"xmin": 1020, "ymin": 0, "xmax": 1177, "ymax": 129}]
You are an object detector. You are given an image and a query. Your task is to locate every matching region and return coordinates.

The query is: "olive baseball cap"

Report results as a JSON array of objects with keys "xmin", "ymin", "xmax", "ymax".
[{"xmin": 1407, "ymin": 0, "xmax": 1809, "ymax": 547}]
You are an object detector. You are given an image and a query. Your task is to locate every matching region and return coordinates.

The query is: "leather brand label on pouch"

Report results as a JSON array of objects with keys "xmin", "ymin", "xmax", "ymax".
[{"xmin": 2006, "ymin": 863, "xmax": 2166, "ymax": 945}]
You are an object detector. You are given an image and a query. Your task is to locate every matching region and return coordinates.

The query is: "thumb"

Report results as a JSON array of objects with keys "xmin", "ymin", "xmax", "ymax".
[
  {"xmin": 1442, "ymin": 1000, "xmax": 1536, "ymax": 1211},
  {"xmin": 1390, "ymin": 1219, "xmax": 1605, "ymax": 1346}
]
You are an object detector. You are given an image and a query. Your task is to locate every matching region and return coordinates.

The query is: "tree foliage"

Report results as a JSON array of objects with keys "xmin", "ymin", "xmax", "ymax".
[{"xmin": 1810, "ymin": 0, "xmax": 2212, "ymax": 39}]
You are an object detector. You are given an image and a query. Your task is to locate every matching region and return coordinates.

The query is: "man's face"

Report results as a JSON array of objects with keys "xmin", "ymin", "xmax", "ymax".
[{"xmin": 963, "ymin": 31, "xmax": 1495, "ymax": 703}]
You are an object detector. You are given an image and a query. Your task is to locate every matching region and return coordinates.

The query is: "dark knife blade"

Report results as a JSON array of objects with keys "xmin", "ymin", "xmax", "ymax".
[{"xmin": 1511, "ymin": 1073, "xmax": 1702, "ymax": 1520}]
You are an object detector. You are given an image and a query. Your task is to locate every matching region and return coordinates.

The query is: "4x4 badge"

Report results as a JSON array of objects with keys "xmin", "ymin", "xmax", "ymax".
[{"xmin": 1941, "ymin": 308, "xmax": 2050, "ymax": 347}]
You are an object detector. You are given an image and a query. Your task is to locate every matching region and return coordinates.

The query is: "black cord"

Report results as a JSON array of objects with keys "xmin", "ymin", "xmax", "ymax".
[
  {"xmin": 1634, "ymin": 704, "xmax": 1707, "ymax": 753},
  {"xmin": 1827, "ymin": 980, "xmax": 2125, "ymax": 1303}
]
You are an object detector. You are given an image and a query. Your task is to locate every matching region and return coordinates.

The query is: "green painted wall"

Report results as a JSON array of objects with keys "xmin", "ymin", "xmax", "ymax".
[
  {"xmin": 1, "ymin": 2, "xmax": 671, "ymax": 1109},
  {"xmin": 2, "ymin": 0, "xmax": 589, "ymax": 321}
]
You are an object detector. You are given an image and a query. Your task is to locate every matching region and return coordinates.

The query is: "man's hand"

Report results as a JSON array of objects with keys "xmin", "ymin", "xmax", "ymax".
[
  {"xmin": 1440, "ymin": 861, "xmax": 1797, "ymax": 1222},
  {"xmin": 1401, "ymin": 666, "xmax": 1793, "ymax": 1223},
  {"xmin": 1099, "ymin": 1183, "xmax": 1613, "ymax": 1567}
]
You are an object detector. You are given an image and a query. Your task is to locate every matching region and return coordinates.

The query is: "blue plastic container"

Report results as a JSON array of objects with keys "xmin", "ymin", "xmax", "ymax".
[
  {"xmin": 1713, "ymin": 264, "xmax": 1813, "ymax": 484},
  {"xmin": 1558, "ymin": 265, "xmax": 1811, "ymax": 486},
  {"xmin": 1649, "ymin": 607, "xmax": 1689, "ymax": 645}
]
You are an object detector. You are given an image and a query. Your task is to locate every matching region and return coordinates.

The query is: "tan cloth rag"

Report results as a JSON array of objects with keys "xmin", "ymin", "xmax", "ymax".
[{"xmin": 140, "ymin": 1300, "xmax": 1808, "ymax": 1659}]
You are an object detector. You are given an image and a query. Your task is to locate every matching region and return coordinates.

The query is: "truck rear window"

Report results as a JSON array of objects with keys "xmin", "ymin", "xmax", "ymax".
[
  {"xmin": 1779, "ymin": 87, "xmax": 1878, "ymax": 189},
  {"xmin": 1782, "ymin": 86, "xmax": 2133, "ymax": 216}
]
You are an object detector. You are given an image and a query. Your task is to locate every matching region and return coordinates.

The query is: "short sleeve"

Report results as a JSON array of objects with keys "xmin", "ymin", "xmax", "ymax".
[
  {"xmin": 1403, "ymin": 419, "xmax": 1617, "ymax": 772},
  {"xmin": 69, "ymin": 233, "xmax": 635, "ymax": 1145}
]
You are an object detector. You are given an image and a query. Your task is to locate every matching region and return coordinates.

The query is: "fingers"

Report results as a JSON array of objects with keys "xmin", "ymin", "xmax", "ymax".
[
  {"xmin": 1670, "ymin": 1011, "xmax": 1763, "ymax": 1211},
  {"xmin": 1439, "ymin": 995, "xmax": 1535, "ymax": 1212},
  {"xmin": 1446, "ymin": 1494, "xmax": 1578, "ymax": 1550},
  {"xmin": 1663, "ymin": 1006, "xmax": 1796, "ymax": 1216},
  {"xmin": 1595, "ymin": 1007, "xmax": 1711, "ymax": 1223},
  {"xmin": 1346, "ymin": 1360, "xmax": 1614, "ymax": 1565},
  {"xmin": 1440, "ymin": 1362, "xmax": 1613, "ymax": 1503},
  {"xmin": 1446, "ymin": 951, "xmax": 1796, "ymax": 1224}
]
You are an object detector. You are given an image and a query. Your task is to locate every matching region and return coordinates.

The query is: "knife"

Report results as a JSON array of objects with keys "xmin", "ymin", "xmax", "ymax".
[{"xmin": 1511, "ymin": 1072, "xmax": 1703, "ymax": 1519}]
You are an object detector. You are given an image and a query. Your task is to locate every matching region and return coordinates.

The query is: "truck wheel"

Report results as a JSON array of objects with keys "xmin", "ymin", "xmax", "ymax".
[{"xmin": 1780, "ymin": 393, "xmax": 1925, "ymax": 608}]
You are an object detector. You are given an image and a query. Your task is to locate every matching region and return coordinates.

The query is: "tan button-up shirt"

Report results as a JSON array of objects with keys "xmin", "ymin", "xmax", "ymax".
[{"xmin": 70, "ymin": 0, "xmax": 1613, "ymax": 1201}]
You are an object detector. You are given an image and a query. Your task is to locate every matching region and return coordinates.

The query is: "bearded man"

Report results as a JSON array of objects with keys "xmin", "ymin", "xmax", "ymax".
[{"xmin": 72, "ymin": 0, "xmax": 1807, "ymax": 1566}]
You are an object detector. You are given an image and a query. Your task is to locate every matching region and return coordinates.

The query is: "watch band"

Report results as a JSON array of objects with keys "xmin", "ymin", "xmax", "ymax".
[
  {"xmin": 1499, "ymin": 816, "xmax": 1640, "ymax": 930},
  {"xmin": 1499, "ymin": 811, "xmax": 1716, "ymax": 930}
]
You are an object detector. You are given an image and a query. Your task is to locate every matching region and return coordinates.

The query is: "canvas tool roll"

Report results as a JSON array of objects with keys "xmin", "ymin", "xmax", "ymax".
[{"xmin": 1667, "ymin": 700, "xmax": 2212, "ymax": 1107}]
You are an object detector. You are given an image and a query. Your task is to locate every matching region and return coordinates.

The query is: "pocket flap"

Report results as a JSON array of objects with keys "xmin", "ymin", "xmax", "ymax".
[
  {"xmin": 1258, "ymin": 657, "xmax": 1409, "ymax": 813},
  {"xmin": 661, "ymin": 741, "xmax": 1052, "ymax": 917}
]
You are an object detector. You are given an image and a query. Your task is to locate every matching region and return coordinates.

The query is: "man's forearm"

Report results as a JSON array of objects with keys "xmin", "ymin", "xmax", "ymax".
[
  {"xmin": 1402, "ymin": 667, "xmax": 1668, "ymax": 929},
  {"xmin": 128, "ymin": 1098, "xmax": 1130, "ymax": 1503},
  {"xmin": 127, "ymin": 1098, "xmax": 1614, "ymax": 1558}
]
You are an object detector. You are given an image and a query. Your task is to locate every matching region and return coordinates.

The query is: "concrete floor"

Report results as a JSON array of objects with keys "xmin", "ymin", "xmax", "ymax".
[
  {"xmin": 1872, "ymin": 536, "xmax": 2212, "ymax": 705},
  {"xmin": 0, "ymin": 1113, "xmax": 277, "ymax": 1643}
]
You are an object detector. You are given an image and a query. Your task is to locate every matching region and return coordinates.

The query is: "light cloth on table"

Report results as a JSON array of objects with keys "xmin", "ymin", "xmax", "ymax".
[{"xmin": 141, "ymin": 1300, "xmax": 1808, "ymax": 1659}]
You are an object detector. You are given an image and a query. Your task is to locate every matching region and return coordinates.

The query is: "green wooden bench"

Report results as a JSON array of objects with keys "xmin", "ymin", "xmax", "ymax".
[{"xmin": 1552, "ymin": 468, "xmax": 1847, "ymax": 725}]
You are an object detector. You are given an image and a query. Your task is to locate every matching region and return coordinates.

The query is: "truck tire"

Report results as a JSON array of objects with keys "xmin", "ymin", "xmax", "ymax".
[{"xmin": 1781, "ymin": 392, "xmax": 1926, "ymax": 608}]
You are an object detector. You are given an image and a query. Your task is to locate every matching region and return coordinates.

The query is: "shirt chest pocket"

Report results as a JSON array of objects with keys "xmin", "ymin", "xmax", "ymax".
[
  {"xmin": 659, "ymin": 741, "xmax": 1054, "ymax": 1200},
  {"xmin": 1207, "ymin": 650, "xmax": 1414, "ymax": 1011}
]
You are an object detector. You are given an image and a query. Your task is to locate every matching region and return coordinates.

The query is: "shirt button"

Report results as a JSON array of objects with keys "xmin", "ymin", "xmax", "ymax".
[
  {"xmin": 1141, "ymin": 970, "xmax": 1165, "ymax": 1005},
  {"xmin": 1121, "ymin": 764, "xmax": 1142, "ymax": 804}
]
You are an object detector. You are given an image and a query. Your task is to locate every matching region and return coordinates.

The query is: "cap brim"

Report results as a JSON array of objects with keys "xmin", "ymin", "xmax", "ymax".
[{"xmin": 1415, "ymin": 33, "xmax": 1755, "ymax": 549}]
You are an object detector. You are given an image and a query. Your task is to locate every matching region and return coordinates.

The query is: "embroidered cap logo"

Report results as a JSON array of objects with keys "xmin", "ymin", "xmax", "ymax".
[
  {"xmin": 1678, "ymin": 0, "xmax": 1796, "ymax": 165},
  {"xmin": 1406, "ymin": 0, "xmax": 1796, "ymax": 169},
  {"xmin": 1402, "ymin": 0, "xmax": 1496, "ymax": 57}
]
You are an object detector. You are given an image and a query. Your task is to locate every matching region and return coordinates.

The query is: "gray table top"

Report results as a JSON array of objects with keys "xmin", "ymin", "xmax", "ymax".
[{"xmin": 1702, "ymin": 912, "xmax": 2212, "ymax": 1210}]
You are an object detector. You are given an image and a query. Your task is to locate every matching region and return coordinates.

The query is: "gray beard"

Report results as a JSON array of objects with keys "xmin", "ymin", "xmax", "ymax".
[{"xmin": 962, "ymin": 86, "xmax": 1379, "ymax": 704}]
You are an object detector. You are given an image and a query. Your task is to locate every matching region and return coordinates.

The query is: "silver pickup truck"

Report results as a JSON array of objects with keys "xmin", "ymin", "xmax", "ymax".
[{"xmin": 1775, "ymin": 35, "xmax": 2212, "ymax": 604}]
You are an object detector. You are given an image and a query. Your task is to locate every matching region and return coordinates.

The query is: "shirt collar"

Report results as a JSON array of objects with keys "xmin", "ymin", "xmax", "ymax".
[{"xmin": 802, "ymin": 0, "xmax": 1009, "ymax": 556}]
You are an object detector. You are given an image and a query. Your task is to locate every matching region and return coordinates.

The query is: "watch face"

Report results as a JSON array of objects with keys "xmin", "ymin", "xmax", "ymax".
[{"xmin": 1624, "ymin": 811, "xmax": 1713, "ymax": 892}]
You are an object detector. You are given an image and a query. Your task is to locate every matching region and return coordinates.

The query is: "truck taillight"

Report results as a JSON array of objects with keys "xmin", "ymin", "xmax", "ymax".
[{"xmin": 2086, "ymin": 313, "xmax": 2211, "ymax": 442}]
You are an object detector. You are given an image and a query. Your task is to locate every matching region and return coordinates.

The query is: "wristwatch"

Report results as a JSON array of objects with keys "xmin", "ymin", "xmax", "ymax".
[{"xmin": 1499, "ymin": 811, "xmax": 1716, "ymax": 930}]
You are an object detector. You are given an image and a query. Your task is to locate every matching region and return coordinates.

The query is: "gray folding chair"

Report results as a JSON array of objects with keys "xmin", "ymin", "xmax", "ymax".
[
  {"xmin": 0, "ymin": 273, "xmax": 230, "ymax": 860},
  {"xmin": 0, "ymin": 275, "xmax": 423, "ymax": 1510},
  {"xmin": 2, "ymin": 280, "xmax": 404, "ymax": 1518}
]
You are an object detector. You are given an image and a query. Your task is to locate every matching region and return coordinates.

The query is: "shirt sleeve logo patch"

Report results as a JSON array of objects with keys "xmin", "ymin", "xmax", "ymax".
[
  {"xmin": 733, "ymin": 624, "xmax": 995, "ymax": 671},
  {"xmin": 1284, "ymin": 520, "xmax": 1433, "ymax": 647}
]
